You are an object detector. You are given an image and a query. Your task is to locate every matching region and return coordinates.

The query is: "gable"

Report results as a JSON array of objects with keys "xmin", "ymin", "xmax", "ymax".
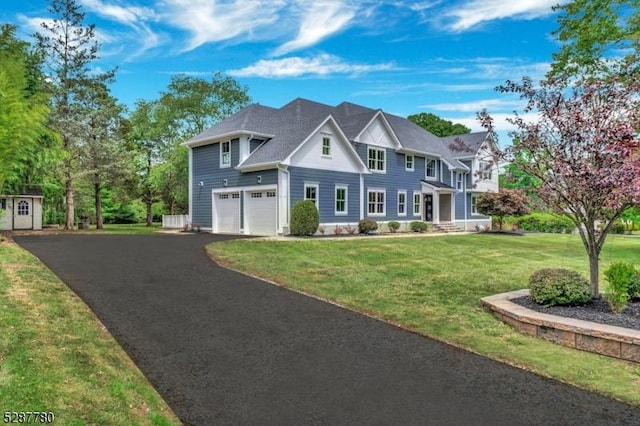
[
  {"xmin": 286, "ymin": 117, "xmax": 367, "ymax": 174},
  {"xmin": 355, "ymin": 113, "xmax": 400, "ymax": 149}
]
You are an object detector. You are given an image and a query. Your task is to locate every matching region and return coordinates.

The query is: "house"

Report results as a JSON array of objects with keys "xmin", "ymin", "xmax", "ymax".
[
  {"xmin": 0, "ymin": 187, "xmax": 44, "ymax": 231},
  {"xmin": 184, "ymin": 98, "xmax": 498, "ymax": 235}
]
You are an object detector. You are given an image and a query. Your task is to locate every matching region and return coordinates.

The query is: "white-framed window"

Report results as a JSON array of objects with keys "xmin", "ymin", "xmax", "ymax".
[
  {"xmin": 397, "ymin": 191, "xmax": 407, "ymax": 216},
  {"xmin": 456, "ymin": 173, "xmax": 464, "ymax": 190},
  {"xmin": 266, "ymin": 191, "xmax": 276, "ymax": 198},
  {"xmin": 479, "ymin": 161, "xmax": 492, "ymax": 180},
  {"xmin": 17, "ymin": 200, "xmax": 29, "ymax": 216},
  {"xmin": 425, "ymin": 159, "xmax": 436, "ymax": 179},
  {"xmin": 322, "ymin": 136, "xmax": 331, "ymax": 156},
  {"xmin": 413, "ymin": 192, "xmax": 421, "ymax": 216},
  {"xmin": 220, "ymin": 141, "xmax": 231, "ymax": 167},
  {"xmin": 304, "ymin": 183, "xmax": 318, "ymax": 206},
  {"xmin": 367, "ymin": 189, "xmax": 385, "ymax": 216},
  {"xmin": 368, "ymin": 147, "xmax": 385, "ymax": 172},
  {"xmin": 335, "ymin": 185, "xmax": 348, "ymax": 215},
  {"xmin": 405, "ymin": 155, "xmax": 414, "ymax": 171},
  {"xmin": 471, "ymin": 193, "xmax": 480, "ymax": 215}
]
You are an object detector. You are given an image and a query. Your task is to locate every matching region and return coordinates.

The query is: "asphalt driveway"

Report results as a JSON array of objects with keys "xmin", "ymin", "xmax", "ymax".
[{"xmin": 15, "ymin": 234, "xmax": 640, "ymax": 425}]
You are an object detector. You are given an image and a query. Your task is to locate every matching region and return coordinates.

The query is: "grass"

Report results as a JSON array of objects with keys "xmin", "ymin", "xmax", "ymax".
[
  {"xmin": 0, "ymin": 237, "xmax": 180, "ymax": 425},
  {"xmin": 81, "ymin": 223, "xmax": 163, "ymax": 235},
  {"xmin": 208, "ymin": 232, "xmax": 640, "ymax": 406}
]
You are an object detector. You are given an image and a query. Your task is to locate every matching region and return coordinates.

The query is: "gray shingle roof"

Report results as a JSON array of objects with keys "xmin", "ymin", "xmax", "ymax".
[{"xmin": 185, "ymin": 98, "xmax": 490, "ymax": 168}]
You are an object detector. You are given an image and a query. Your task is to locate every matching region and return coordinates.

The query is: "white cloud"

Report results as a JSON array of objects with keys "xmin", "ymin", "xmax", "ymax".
[
  {"xmin": 422, "ymin": 99, "xmax": 526, "ymax": 113},
  {"xmin": 161, "ymin": 0, "xmax": 285, "ymax": 52},
  {"xmin": 442, "ymin": 0, "xmax": 569, "ymax": 32},
  {"xmin": 80, "ymin": 0, "xmax": 156, "ymax": 26},
  {"xmin": 275, "ymin": 0, "xmax": 357, "ymax": 55},
  {"xmin": 228, "ymin": 53, "xmax": 397, "ymax": 78},
  {"xmin": 18, "ymin": 15, "xmax": 116, "ymax": 45}
]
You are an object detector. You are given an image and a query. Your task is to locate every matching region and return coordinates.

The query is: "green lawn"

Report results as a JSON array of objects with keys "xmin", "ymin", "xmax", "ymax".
[
  {"xmin": 0, "ymin": 238, "xmax": 180, "ymax": 425},
  {"xmin": 208, "ymin": 232, "xmax": 640, "ymax": 406}
]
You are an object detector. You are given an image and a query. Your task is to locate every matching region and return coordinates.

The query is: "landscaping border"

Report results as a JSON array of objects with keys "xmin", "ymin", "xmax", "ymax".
[{"xmin": 481, "ymin": 290, "xmax": 640, "ymax": 363}]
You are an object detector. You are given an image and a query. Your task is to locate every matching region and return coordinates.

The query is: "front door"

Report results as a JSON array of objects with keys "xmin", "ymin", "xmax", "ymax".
[
  {"xmin": 13, "ymin": 198, "xmax": 33, "ymax": 230},
  {"xmin": 424, "ymin": 194, "xmax": 433, "ymax": 222}
]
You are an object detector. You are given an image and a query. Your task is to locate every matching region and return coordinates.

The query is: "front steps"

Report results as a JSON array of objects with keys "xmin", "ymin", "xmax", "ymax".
[{"xmin": 432, "ymin": 222, "xmax": 464, "ymax": 233}]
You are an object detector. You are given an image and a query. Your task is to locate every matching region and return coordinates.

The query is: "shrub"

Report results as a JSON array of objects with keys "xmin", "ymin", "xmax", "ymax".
[
  {"xmin": 603, "ymin": 262, "xmax": 635, "ymax": 313},
  {"xmin": 409, "ymin": 221, "xmax": 429, "ymax": 233},
  {"xmin": 358, "ymin": 219, "xmax": 378, "ymax": 234},
  {"xmin": 529, "ymin": 268, "xmax": 591, "ymax": 306},
  {"xmin": 345, "ymin": 224, "xmax": 357, "ymax": 235},
  {"xmin": 629, "ymin": 271, "xmax": 640, "ymax": 300},
  {"xmin": 609, "ymin": 221, "xmax": 626, "ymax": 235},
  {"xmin": 516, "ymin": 212, "xmax": 574, "ymax": 234},
  {"xmin": 290, "ymin": 200, "xmax": 319, "ymax": 236},
  {"xmin": 388, "ymin": 221, "xmax": 401, "ymax": 233}
]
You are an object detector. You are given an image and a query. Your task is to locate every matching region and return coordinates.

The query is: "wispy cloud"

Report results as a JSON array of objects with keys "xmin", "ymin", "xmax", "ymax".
[
  {"xmin": 421, "ymin": 98, "xmax": 526, "ymax": 113},
  {"xmin": 80, "ymin": 0, "xmax": 156, "ymax": 25},
  {"xmin": 274, "ymin": 0, "xmax": 357, "ymax": 55},
  {"xmin": 228, "ymin": 53, "xmax": 397, "ymax": 78},
  {"xmin": 440, "ymin": 0, "xmax": 568, "ymax": 32}
]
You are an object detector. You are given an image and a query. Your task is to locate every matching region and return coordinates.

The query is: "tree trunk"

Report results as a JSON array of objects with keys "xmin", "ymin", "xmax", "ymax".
[
  {"xmin": 64, "ymin": 160, "xmax": 74, "ymax": 230},
  {"xmin": 146, "ymin": 194, "xmax": 153, "ymax": 227},
  {"xmin": 94, "ymin": 174, "xmax": 103, "ymax": 230},
  {"xmin": 588, "ymin": 248, "xmax": 600, "ymax": 298}
]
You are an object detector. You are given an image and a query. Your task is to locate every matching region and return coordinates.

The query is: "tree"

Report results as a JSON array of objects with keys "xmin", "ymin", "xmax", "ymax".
[
  {"xmin": 0, "ymin": 24, "xmax": 50, "ymax": 192},
  {"xmin": 35, "ymin": 0, "xmax": 115, "ymax": 230},
  {"xmin": 549, "ymin": 0, "xmax": 640, "ymax": 81},
  {"xmin": 479, "ymin": 72, "xmax": 640, "ymax": 297},
  {"xmin": 407, "ymin": 112, "xmax": 471, "ymax": 137},
  {"xmin": 476, "ymin": 189, "xmax": 530, "ymax": 230}
]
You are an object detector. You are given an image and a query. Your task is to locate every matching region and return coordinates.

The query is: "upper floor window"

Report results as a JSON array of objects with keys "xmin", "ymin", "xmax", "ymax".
[
  {"xmin": 368, "ymin": 148, "xmax": 385, "ymax": 172},
  {"xmin": 405, "ymin": 155, "xmax": 414, "ymax": 171},
  {"xmin": 322, "ymin": 136, "xmax": 331, "ymax": 156},
  {"xmin": 305, "ymin": 183, "xmax": 318, "ymax": 206},
  {"xmin": 456, "ymin": 173, "xmax": 464, "ymax": 190},
  {"xmin": 425, "ymin": 159, "xmax": 436, "ymax": 179},
  {"xmin": 220, "ymin": 141, "xmax": 231, "ymax": 167},
  {"xmin": 479, "ymin": 161, "xmax": 492, "ymax": 180}
]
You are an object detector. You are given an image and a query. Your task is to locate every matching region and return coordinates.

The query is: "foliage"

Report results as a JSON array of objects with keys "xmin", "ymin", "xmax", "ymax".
[
  {"xmin": 603, "ymin": 262, "xmax": 635, "ymax": 313},
  {"xmin": 409, "ymin": 221, "xmax": 429, "ymax": 232},
  {"xmin": 476, "ymin": 189, "xmax": 530, "ymax": 230},
  {"xmin": 630, "ymin": 271, "xmax": 640, "ymax": 300},
  {"xmin": 516, "ymin": 213, "xmax": 574, "ymax": 234},
  {"xmin": 529, "ymin": 268, "xmax": 591, "ymax": 306},
  {"xmin": 388, "ymin": 221, "xmax": 401, "ymax": 233},
  {"xmin": 407, "ymin": 112, "xmax": 471, "ymax": 137},
  {"xmin": 290, "ymin": 200, "xmax": 319, "ymax": 236},
  {"xmin": 358, "ymin": 219, "xmax": 378, "ymax": 234}
]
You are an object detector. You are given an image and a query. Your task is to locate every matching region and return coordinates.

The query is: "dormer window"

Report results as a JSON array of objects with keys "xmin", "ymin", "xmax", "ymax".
[
  {"xmin": 479, "ymin": 161, "xmax": 492, "ymax": 180},
  {"xmin": 425, "ymin": 159, "xmax": 436, "ymax": 179},
  {"xmin": 220, "ymin": 141, "xmax": 231, "ymax": 167},
  {"xmin": 322, "ymin": 136, "xmax": 331, "ymax": 156}
]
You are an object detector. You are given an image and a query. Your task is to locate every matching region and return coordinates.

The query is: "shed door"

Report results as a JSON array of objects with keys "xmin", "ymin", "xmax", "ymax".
[
  {"xmin": 214, "ymin": 192, "xmax": 240, "ymax": 233},
  {"xmin": 14, "ymin": 198, "xmax": 33, "ymax": 230},
  {"xmin": 245, "ymin": 190, "xmax": 277, "ymax": 235}
]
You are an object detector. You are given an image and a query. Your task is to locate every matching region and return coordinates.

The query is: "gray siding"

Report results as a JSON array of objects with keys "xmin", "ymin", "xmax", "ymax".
[
  {"xmin": 289, "ymin": 167, "xmax": 361, "ymax": 223},
  {"xmin": 191, "ymin": 142, "xmax": 277, "ymax": 227}
]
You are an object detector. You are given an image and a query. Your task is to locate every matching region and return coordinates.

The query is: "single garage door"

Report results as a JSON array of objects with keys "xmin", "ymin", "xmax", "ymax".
[
  {"xmin": 245, "ymin": 190, "xmax": 277, "ymax": 235},
  {"xmin": 214, "ymin": 192, "xmax": 240, "ymax": 233}
]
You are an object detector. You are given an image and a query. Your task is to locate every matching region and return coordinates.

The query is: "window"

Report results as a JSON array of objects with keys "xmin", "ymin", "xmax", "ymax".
[
  {"xmin": 471, "ymin": 194, "xmax": 479, "ymax": 215},
  {"xmin": 251, "ymin": 192, "xmax": 263, "ymax": 198},
  {"xmin": 425, "ymin": 159, "xmax": 436, "ymax": 179},
  {"xmin": 0, "ymin": 199, "xmax": 5, "ymax": 210},
  {"xmin": 335, "ymin": 186, "xmax": 347, "ymax": 215},
  {"xmin": 266, "ymin": 191, "xmax": 276, "ymax": 198},
  {"xmin": 220, "ymin": 141, "xmax": 231, "ymax": 167},
  {"xmin": 456, "ymin": 173, "xmax": 464, "ymax": 190},
  {"xmin": 322, "ymin": 136, "xmax": 331, "ymax": 156},
  {"xmin": 218, "ymin": 194, "xmax": 229, "ymax": 199},
  {"xmin": 232, "ymin": 193, "xmax": 240, "ymax": 199},
  {"xmin": 304, "ymin": 184, "xmax": 318, "ymax": 206},
  {"xmin": 479, "ymin": 161, "xmax": 492, "ymax": 180},
  {"xmin": 367, "ymin": 190, "xmax": 385, "ymax": 216},
  {"xmin": 368, "ymin": 148, "xmax": 385, "ymax": 172},
  {"xmin": 397, "ymin": 191, "xmax": 407, "ymax": 216},
  {"xmin": 17, "ymin": 200, "xmax": 29, "ymax": 216},
  {"xmin": 413, "ymin": 192, "xmax": 421, "ymax": 216},
  {"xmin": 405, "ymin": 155, "xmax": 414, "ymax": 171}
]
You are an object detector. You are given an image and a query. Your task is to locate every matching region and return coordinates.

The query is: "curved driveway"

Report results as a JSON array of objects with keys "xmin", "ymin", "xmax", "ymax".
[{"xmin": 16, "ymin": 234, "xmax": 640, "ymax": 425}]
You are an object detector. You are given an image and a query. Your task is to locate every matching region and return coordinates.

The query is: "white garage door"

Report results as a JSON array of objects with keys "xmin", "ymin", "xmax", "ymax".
[
  {"xmin": 246, "ymin": 190, "xmax": 277, "ymax": 235},
  {"xmin": 214, "ymin": 192, "xmax": 240, "ymax": 233}
]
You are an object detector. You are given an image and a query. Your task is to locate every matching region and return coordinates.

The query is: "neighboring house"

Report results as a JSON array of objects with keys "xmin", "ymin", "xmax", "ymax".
[
  {"xmin": 184, "ymin": 98, "xmax": 498, "ymax": 235},
  {"xmin": 0, "ymin": 187, "xmax": 44, "ymax": 231}
]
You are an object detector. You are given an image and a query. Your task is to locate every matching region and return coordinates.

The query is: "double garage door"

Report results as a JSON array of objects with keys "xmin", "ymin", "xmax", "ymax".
[{"xmin": 214, "ymin": 190, "xmax": 277, "ymax": 235}]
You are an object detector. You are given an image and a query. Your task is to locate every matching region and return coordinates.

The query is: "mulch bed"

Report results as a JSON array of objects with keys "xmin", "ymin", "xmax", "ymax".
[{"xmin": 512, "ymin": 296, "xmax": 640, "ymax": 331}]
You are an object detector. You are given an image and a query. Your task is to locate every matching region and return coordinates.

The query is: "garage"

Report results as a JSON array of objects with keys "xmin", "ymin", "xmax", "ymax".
[
  {"xmin": 245, "ymin": 190, "xmax": 277, "ymax": 235},
  {"xmin": 213, "ymin": 192, "xmax": 240, "ymax": 233}
]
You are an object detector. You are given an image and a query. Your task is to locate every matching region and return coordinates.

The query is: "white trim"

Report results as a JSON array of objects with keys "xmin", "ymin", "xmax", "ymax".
[
  {"xmin": 405, "ymin": 154, "xmax": 414, "ymax": 171},
  {"xmin": 322, "ymin": 134, "xmax": 332, "ymax": 157},
  {"xmin": 425, "ymin": 158, "xmax": 437, "ymax": 180},
  {"xmin": 304, "ymin": 182, "xmax": 319, "ymax": 206},
  {"xmin": 184, "ymin": 130, "xmax": 274, "ymax": 148},
  {"xmin": 367, "ymin": 188, "xmax": 386, "ymax": 217},
  {"xmin": 359, "ymin": 174, "xmax": 365, "ymax": 220},
  {"xmin": 335, "ymin": 185, "xmax": 348, "ymax": 216},
  {"xmin": 354, "ymin": 111, "xmax": 402, "ymax": 149},
  {"xmin": 367, "ymin": 146, "xmax": 386, "ymax": 173},
  {"xmin": 397, "ymin": 190, "xmax": 407, "ymax": 217},
  {"xmin": 220, "ymin": 140, "xmax": 231, "ymax": 168}
]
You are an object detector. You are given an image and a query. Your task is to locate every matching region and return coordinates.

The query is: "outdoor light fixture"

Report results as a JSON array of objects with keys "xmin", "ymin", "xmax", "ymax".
[
  {"xmin": 223, "ymin": 179, "xmax": 228, "ymax": 187},
  {"xmin": 198, "ymin": 181, "xmax": 204, "ymax": 187},
  {"xmin": 257, "ymin": 176, "xmax": 262, "ymax": 183}
]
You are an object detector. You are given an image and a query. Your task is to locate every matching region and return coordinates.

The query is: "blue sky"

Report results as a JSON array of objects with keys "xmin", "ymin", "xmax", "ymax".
[{"xmin": 2, "ymin": 0, "xmax": 567, "ymax": 142}]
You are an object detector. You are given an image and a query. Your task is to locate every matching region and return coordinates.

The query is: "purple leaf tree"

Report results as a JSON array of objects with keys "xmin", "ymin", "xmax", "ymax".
[{"xmin": 481, "ymin": 71, "xmax": 640, "ymax": 297}]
